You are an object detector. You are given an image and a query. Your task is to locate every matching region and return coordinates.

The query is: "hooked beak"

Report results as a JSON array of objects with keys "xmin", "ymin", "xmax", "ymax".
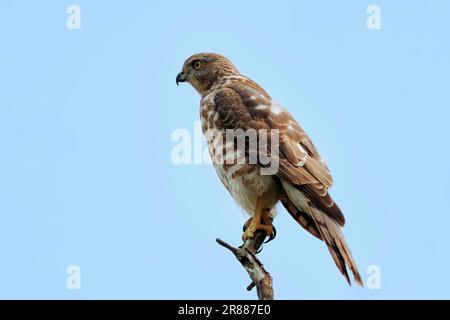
[{"xmin": 176, "ymin": 72, "xmax": 188, "ymax": 86}]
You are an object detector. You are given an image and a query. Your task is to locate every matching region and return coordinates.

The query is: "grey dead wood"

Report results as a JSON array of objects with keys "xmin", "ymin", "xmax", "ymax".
[{"xmin": 216, "ymin": 231, "xmax": 274, "ymax": 300}]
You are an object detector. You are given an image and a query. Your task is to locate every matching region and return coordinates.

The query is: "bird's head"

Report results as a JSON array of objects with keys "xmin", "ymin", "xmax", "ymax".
[{"xmin": 176, "ymin": 53, "xmax": 239, "ymax": 95}]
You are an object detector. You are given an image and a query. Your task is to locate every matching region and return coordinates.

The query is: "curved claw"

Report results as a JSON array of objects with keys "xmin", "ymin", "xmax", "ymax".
[
  {"xmin": 242, "ymin": 218, "xmax": 252, "ymax": 232},
  {"xmin": 256, "ymin": 246, "xmax": 263, "ymax": 254},
  {"xmin": 264, "ymin": 225, "xmax": 277, "ymax": 243}
]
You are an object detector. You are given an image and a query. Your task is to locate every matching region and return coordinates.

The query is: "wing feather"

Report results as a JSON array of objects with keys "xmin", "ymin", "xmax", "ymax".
[
  {"xmin": 213, "ymin": 82, "xmax": 344, "ymax": 225},
  {"xmin": 210, "ymin": 79, "xmax": 361, "ymax": 286}
]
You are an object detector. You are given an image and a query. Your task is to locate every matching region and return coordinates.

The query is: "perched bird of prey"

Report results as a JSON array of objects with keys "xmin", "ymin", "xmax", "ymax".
[{"xmin": 176, "ymin": 53, "xmax": 362, "ymax": 286}]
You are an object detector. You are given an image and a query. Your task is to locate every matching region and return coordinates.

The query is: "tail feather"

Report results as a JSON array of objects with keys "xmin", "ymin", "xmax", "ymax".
[
  {"xmin": 311, "ymin": 207, "xmax": 363, "ymax": 287},
  {"xmin": 281, "ymin": 196, "xmax": 323, "ymax": 240},
  {"xmin": 281, "ymin": 181, "xmax": 363, "ymax": 287}
]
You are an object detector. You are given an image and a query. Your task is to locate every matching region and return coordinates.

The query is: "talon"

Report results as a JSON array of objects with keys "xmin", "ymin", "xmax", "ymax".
[
  {"xmin": 242, "ymin": 226, "xmax": 256, "ymax": 241},
  {"xmin": 256, "ymin": 246, "xmax": 263, "ymax": 254},
  {"xmin": 242, "ymin": 218, "xmax": 252, "ymax": 232},
  {"xmin": 264, "ymin": 225, "xmax": 277, "ymax": 243},
  {"xmin": 241, "ymin": 209, "xmax": 274, "ymax": 242}
]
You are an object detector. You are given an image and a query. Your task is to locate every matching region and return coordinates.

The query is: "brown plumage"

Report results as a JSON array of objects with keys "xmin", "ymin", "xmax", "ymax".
[{"xmin": 177, "ymin": 53, "xmax": 363, "ymax": 287}]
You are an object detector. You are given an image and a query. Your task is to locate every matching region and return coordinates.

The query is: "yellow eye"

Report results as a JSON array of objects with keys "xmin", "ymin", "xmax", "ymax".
[{"xmin": 193, "ymin": 61, "xmax": 203, "ymax": 70}]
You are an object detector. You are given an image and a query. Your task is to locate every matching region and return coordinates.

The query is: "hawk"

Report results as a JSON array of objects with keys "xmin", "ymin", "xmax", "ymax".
[{"xmin": 176, "ymin": 53, "xmax": 362, "ymax": 286}]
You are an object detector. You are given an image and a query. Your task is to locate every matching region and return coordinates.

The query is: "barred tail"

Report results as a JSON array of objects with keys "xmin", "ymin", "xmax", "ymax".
[{"xmin": 281, "ymin": 181, "xmax": 363, "ymax": 287}]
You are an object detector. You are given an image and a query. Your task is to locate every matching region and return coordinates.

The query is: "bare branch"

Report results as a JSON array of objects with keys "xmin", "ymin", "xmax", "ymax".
[{"xmin": 216, "ymin": 231, "xmax": 273, "ymax": 300}]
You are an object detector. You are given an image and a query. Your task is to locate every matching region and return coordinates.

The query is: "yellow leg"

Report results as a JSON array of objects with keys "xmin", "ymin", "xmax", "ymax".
[{"xmin": 242, "ymin": 202, "xmax": 273, "ymax": 241}]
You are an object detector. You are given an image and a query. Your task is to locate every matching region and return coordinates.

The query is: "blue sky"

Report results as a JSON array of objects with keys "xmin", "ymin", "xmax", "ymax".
[{"xmin": 0, "ymin": 0, "xmax": 449, "ymax": 299}]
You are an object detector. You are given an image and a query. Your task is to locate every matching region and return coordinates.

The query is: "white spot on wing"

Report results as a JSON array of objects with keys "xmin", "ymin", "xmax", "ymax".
[{"xmin": 270, "ymin": 102, "xmax": 285, "ymax": 115}]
